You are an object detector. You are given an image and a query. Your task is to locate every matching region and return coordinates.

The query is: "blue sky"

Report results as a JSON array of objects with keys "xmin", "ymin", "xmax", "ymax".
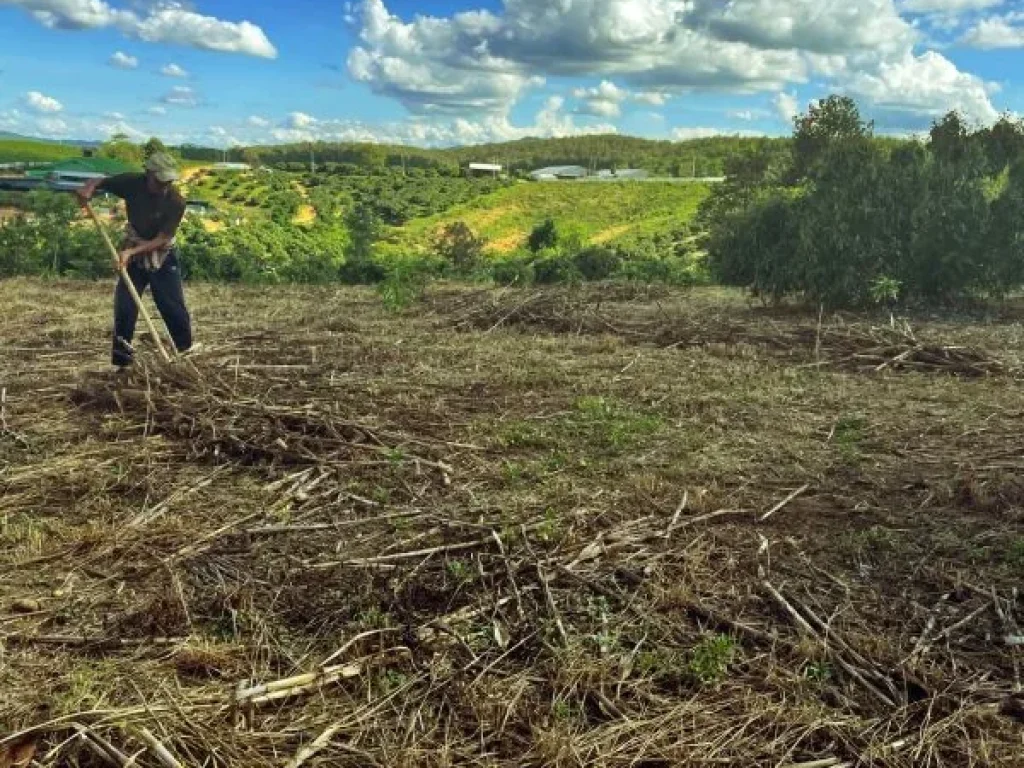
[{"xmin": 2, "ymin": 0, "xmax": 1024, "ymax": 147}]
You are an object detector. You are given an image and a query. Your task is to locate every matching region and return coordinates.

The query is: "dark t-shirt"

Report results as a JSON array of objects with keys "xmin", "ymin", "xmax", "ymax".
[{"xmin": 98, "ymin": 173, "xmax": 186, "ymax": 240}]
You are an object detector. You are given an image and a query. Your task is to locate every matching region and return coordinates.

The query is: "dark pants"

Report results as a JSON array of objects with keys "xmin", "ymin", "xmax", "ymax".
[{"xmin": 113, "ymin": 250, "xmax": 192, "ymax": 366}]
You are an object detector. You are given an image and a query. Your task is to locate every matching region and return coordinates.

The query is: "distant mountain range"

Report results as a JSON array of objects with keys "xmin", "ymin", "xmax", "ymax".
[{"xmin": 0, "ymin": 131, "xmax": 98, "ymax": 148}]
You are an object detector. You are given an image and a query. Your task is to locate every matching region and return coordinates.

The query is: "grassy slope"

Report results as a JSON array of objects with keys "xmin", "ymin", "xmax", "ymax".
[
  {"xmin": 382, "ymin": 180, "xmax": 711, "ymax": 255},
  {"xmin": 184, "ymin": 172, "xmax": 711, "ymax": 256},
  {"xmin": 0, "ymin": 139, "xmax": 81, "ymax": 164}
]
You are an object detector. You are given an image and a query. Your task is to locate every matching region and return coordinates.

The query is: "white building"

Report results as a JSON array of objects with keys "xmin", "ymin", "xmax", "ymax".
[
  {"xmin": 467, "ymin": 162, "xmax": 502, "ymax": 177},
  {"xmin": 615, "ymin": 168, "xmax": 649, "ymax": 180},
  {"xmin": 529, "ymin": 165, "xmax": 588, "ymax": 180}
]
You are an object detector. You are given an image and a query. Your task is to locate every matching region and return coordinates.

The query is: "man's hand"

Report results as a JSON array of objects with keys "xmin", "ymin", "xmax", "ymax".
[
  {"xmin": 76, "ymin": 178, "xmax": 101, "ymax": 207},
  {"xmin": 117, "ymin": 248, "xmax": 136, "ymax": 269}
]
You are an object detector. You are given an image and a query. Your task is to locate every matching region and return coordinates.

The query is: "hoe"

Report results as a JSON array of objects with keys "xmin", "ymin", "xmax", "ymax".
[{"xmin": 83, "ymin": 202, "xmax": 174, "ymax": 364}]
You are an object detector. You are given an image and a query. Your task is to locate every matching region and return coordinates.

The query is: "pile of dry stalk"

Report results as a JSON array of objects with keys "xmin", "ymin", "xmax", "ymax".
[
  {"xmin": 1, "ymin": 281, "xmax": 1021, "ymax": 767},
  {"xmin": 433, "ymin": 288, "xmax": 1010, "ymax": 377}
]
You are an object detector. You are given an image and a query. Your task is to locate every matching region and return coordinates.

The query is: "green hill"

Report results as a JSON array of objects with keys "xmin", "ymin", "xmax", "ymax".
[
  {"xmin": 0, "ymin": 138, "xmax": 82, "ymax": 164},
  {"xmin": 380, "ymin": 180, "xmax": 711, "ymax": 256}
]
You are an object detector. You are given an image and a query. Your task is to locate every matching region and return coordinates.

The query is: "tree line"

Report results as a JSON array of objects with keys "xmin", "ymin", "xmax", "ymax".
[
  {"xmin": 177, "ymin": 135, "xmax": 792, "ymax": 178},
  {"xmin": 704, "ymin": 96, "xmax": 1024, "ymax": 308}
]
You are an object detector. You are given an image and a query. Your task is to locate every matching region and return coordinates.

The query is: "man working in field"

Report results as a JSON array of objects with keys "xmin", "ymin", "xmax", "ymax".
[{"xmin": 76, "ymin": 152, "xmax": 195, "ymax": 367}]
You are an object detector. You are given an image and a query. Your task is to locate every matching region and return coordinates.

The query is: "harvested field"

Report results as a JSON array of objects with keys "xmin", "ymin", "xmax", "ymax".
[{"xmin": 2, "ymin": 278, "xmax": 1023, "ymax": 767}]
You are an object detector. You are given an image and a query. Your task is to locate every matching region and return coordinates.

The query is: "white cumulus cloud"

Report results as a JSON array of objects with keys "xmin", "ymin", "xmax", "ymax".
[
  {"xmin": 962, "ymin": 12, "xmax": 1024, "ymax": 48},
  {"xmin": 0, "ymin": 0, "xmax": 277, "ymax": 58},
  {"xmin": 900, "ymin": 0, "xmax": 1004, "ymax": 12},
  {"xmin": 109, "ymin": 50, "xmax": 138, "ymax": 69},
  {"xmin": 0, "ymin": 109, "xmax": 23, "ymax": 130},
  {"xmin": 684, "ymin": 0, "xmax": 917, "ymax": 57},
  {"xmin": 634, "ymin": 92, "xmax": 669, "ymax": 106},
  {"xmin": 9, "ymin": 0, "xmax": 131, "ymax": 29},
  {"xmin": 95, "ymin": 118, "xmax": 145, "ymax": 140},
  {"xmin": 161, "ymin": 85, "xmax": 198, "ymax": 107},
  {"xmin": 25, "ymin": 90, "xmax": 63, "ymax": 113},
  {"xmin": 132, "ymin": 7, "xmax": 276, "ymax": 58},
  {"xmin": 36, "ymin": 117, "xmax": 69, "ymax": 136},
  {"xmin": 572, "ymin": 80, "xmax": 629, "ymax": 118},
  {"xmin": 775, "ymin": 91, "xmax": 801, "ymax": 123},
  {"xmin": 671, "ymin": 126, "xmax": 766, "ymax": 140},
  {"xmin": 342, "ymin": 0, "xmax": 997, "ymax": 129},
  {"xmin": 161, "ymin": 63, "xmax": 188, "ymax": 78},
  {"xmin": 346, "ymin": 0, "xmax": 538, "ymax": 115},
  {"xmin": 287, "ymin": 112, "xmax": 318, "ymax": 129},
  {"xmin": 207, "ymin": 125, "xmax": 242, "ymax": 147},
  {"xmin": 247, "ymin": 115, "xmax": 270, "ymax": 128},
  {"xmin": 262, "ymin": 97, "xmax": 617, "ymax": 147},
  {"xmin": 845, "ymin": 50, "xmax": 999, "ymax": 124}
]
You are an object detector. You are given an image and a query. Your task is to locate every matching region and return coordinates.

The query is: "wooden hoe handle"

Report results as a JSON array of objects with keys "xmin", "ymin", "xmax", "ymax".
[{"xmin": 84, "ymin": 203, "xmax": 172, "ymax": 363}]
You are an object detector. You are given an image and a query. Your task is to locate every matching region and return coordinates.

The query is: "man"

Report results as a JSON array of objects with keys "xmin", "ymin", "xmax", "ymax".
[{"xmin": 77, "ymin": 152, "xmax": 194, "ymax": 367}]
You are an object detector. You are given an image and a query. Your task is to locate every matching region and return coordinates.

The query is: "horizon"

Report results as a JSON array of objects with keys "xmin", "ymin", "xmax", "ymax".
[
  {"xmin": 1, "ymin": 129, "xmax": 794, "ymax": 152},
  {"xmin": 2, "ymin": 1, "xmax": 1023, "ymax": 150}
]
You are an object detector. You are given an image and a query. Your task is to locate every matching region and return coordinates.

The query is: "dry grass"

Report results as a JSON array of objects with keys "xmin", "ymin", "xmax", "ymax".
[
  {"xmin": 292, "ymin": 205, "xmax": 317, "ymax": 226},
  {"xmin": 1, "ymin": 278, "xmax": 1022, "ymax": 767}
]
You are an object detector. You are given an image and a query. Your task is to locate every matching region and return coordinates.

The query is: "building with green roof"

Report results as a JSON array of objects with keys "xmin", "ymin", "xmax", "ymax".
[{"xmin": 26, "ymin": 156, "xmax": 139, "ymax": 190}]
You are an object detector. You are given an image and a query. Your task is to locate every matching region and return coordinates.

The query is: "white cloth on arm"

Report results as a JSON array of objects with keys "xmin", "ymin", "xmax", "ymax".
[{"xmin": 121, "ymin": 221, "xmax": 175, "ymax": 271}]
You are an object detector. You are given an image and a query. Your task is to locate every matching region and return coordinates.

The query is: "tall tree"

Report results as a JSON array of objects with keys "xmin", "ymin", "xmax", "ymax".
[
  {"xmin": 929, "ymin": 111, "xmax": 971, "ymax": 164},
  {"xmin": 791, "ymin": 95, "xmax": 872, "ymax": 181},
  {"xmin": 99, "ymin": 133, "xmax": 143, "ymax": 165},
  {"xmin": 339, "ymin": 202, "xmax": 385, "ymax": 283},
  {"xmin": 977, "ymin": 114, "xmax": 1024, "ymax": 173}
]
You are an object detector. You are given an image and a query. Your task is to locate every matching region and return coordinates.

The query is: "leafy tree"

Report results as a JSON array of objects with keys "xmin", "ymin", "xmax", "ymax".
[
  {"xmin": 99, "ymin": 133, "xmax": 144, "ymax": 165},
  {"xmin": 0, "ymin": 191, "xmax": 114, "ymax": 278},
  {"xmin": 929, "ymin": 112, "xmax": 971, "ymax": 164},
  {"xmin": 265, "ymin": 188, "xmax": 302, "ymax": 225},
  {"xmin": 340, "ymin": 203, "xmax": 385, "ymax": 283},
  {"xmin": 977, "ymin": 115, "xmax": 1024, "ymax": 173},
  {"xmin": 791, "ymin": 95, "xmax": 872, "ymax": 180},
  {"xmin": 986, "ymin": 157, "xmax": 1024, "ymax": 292},
  {"xmin": 707, "ymin": 94, "xmax": 1022, "ymax": 308},
  {"xmin": 527, "ymin": 218, "xmax": 558, "ymax": 252},
  {"xmin": 697, "ymin": 143, "xmax": 791, "ymax": 236},
  {"xmin": 433, "ymin": 221, "xmax": 486, "ymax": 274}
]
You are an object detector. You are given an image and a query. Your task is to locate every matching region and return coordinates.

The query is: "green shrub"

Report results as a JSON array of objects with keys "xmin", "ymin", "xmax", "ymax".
[
  {"xmin": 377, "ymin": 257, "xmax": 437, "ymax": 311},
  {"xmin": 339, "ymin": 257, "xmax": 387, "ymax": 285},
  {"xmin": 573, "ymin": 246, "xmax": 621, "ymax": 281},
  {"xmin": 433, "ymin": 220, "xmax": 486, "ymax": 275},
  {"xmin": 532, "ymin": 250, "xmax": 580, "ymax": 284},
  {"xmin": 688, "ymin": 635, "xmax": 736, "ymax": 686},
  {"xmin": 616, "ymin": 254, "xmax": 700, "ymax": 286},
  {"xmin": 177, "ymin": 218, "xmax": 346, "ymax": 284},
  {"xmin": 527, "ymin": 218, "xmax": 558, "ymax": 253},
  {"xmin": 490, "ymin": 254, "xmax": 535, "ymax": 286}
]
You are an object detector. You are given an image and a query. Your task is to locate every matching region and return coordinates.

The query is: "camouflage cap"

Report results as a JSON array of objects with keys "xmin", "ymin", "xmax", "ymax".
[{"xmin": 145, "ymin": 151, "xmax": 179, "ymax": 182}]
